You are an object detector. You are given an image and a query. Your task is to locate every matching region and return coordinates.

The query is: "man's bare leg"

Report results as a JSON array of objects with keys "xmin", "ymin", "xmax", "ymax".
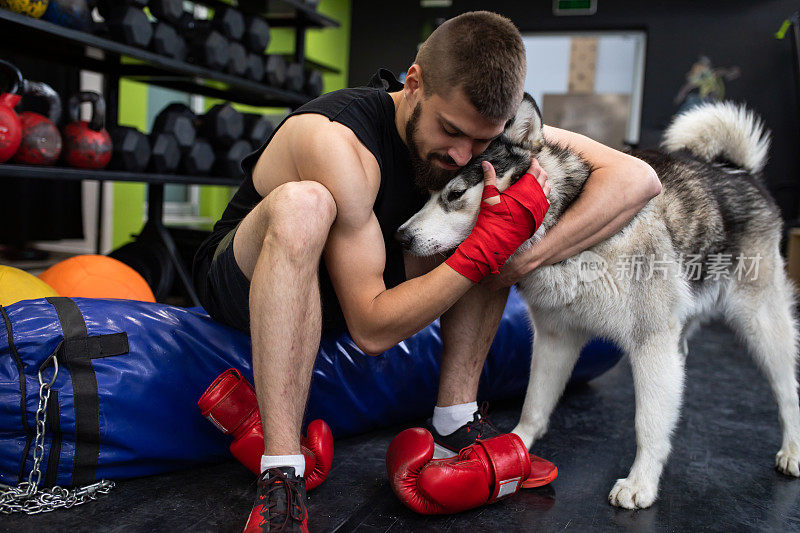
[
  {"xmin": 437, "ymin": 283, "xmax": 510, "ymax": 407},
  {"xmin": 233, "ymin": 181, "xmax": 337, "ymax": 456}
]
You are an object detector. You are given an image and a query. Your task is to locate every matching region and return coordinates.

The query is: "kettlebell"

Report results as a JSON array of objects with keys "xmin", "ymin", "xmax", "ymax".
[
  {"xmin": 0, "ymin": 0, "xmax": 50, "ymax": 19},
  {"xmin": 62, "ymin": 91, "xmax": 112, "ymax": 169},
  {"xmin": 15, "ymin": 80, "xmax": 62, "ymax": 165},
  {"xmin": 0, "ymin": 60, "xmax": 23, "ymax": 163}
]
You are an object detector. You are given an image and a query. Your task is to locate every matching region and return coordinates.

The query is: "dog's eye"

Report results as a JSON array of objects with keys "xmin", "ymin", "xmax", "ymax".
[{"xmin": 446, "ymin": 189, "xmax": 466, "ymax": 202}]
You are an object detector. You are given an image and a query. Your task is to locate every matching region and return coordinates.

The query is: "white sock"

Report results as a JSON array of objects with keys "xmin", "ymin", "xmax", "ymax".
[
  {"xmin": 432, "ymin": 401, "xmax": 478, "ymax": 436},
  {"xmin": 260, "ymin": 454, "xmax": 305, "ymax": 478}
]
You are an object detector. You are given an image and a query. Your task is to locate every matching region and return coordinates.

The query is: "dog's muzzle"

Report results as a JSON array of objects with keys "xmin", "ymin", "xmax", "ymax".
[{"xmin": 394, "ymin": 228, "xmax": 415, "ymax": 249}]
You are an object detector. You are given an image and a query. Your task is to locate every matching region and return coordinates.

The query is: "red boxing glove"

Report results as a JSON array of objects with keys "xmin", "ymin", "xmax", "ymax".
[
  {"xmin": 197, "ymin": 368, "xmax": 333, "ymax": 490},
  {"xmin": 446, "ymin": 170, "xmax": 549, "ymax": 283},
  {"xmin": 386, "ymin": 428, "xmax": 531, "ymax": 515}
]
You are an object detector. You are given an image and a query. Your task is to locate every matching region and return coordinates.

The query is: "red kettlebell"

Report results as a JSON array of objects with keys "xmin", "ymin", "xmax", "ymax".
[
  {"xmin": 0, "ymin": 60, "xmax": 23, "ymax": 163},
  {"xmin": 62, "ymin": 91, "xmax": 112, "ymax": 169},
  {"xmin": 14, "ymin": 80, "xmax": 62, "ymax": 165}
]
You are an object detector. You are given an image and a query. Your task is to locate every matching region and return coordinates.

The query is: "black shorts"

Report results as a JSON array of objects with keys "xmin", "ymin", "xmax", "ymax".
[{"xmin": 193, "ymin": 224, "xmax": 348, "ymax": 334}]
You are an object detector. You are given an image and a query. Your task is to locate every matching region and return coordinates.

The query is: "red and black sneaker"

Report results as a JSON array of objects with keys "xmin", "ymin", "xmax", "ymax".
[
  {"xmin": 243, "ymin": 467, "xmax": 309, "ymax": 533},
  {"xmin": 424, "ymin": 402, "xmax": 558, "ymax": 488},
  {"xmin": 425, "ymin": 402, "xmax": 502, "ymax": 459}
]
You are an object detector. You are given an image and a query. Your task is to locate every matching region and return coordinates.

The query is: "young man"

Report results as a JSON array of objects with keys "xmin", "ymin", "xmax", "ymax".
[{"xmin": 192, "ymin": 11, "xmax": 661, "ymax": 531}]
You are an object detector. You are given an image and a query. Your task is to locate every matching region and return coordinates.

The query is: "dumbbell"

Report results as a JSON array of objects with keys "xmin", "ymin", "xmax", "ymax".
[
  {"xmin": 179, "ymin": 14, "xmax": 229, "ymax": 71},
  {"xmin": 243, "ymin": 15, "xmax": 270, "ymax": 53},
  {"xmin": 211, "ymin": 6, "xmax": 244, "ymax": 41},
  {"xmin": 181, "ymin": 137, "xmax": 215, "ymax": 175},
  {"xmin": 215, "ymin": 139, "xmax": 252, "ymax": 178},
  {"xmin": 244, "ymin": 53, "xmax": 265, "ymax": 82},
  {"xmin": 202, "ymin": 103, "xmax": 244, "ymax": 146},
  {"xmin": 285, "ymin": 62, "xmax": 305, "ymax": 93},
  {"xmin": 95, "ymin": 0, "xmax": 147, "ymax": 19},
  {"xmin": 242, "ymin": 113, "xmax": 274, "ymax": 146},
  {"xmin": 152, "ymin": 103, "xmax": 196, "ymax": 153},
  {"xmin": 97, "ymin": 5, "xmax": 153, "ymax": 48},
  {"xmin": 148, "ymin": 0, "xmax": 183, "ymax": 24},
  {"xmin": 156, "ymin": 102, "xmax": 243, "ymax": 147},
  {"xmin": 149, "ymin": 131, "xmax": 180, "ymax": 173},
  {"xmin": 108, "ymin": 125, "xmax": 151, "ymax": 172},
  {"xmin": 151, "ymin": 21, "xmax": 187, "ymax": 61},
  {"xmin": 227, "ymin": 42, "xmax": 248, "ymax": 77},
  {"xmin": 305, "ymin": 70, "xmax": 323, "ymax": 98},
  {"xmin": 264, "ymin": 55, "xmax": 287, "ymax": 88}
]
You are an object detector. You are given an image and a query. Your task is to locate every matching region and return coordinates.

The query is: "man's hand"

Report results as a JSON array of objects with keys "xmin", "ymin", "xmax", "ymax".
[
  {"xmin": 444, "ymin": 158, "xmax": 550, "ymax": 283},
  {"xmin": 481, "ymin": 158, "xmax": 550, "ymax": 291}
]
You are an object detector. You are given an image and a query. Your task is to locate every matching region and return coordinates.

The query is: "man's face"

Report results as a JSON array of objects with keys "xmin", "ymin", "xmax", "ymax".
[{"xmin": 406, "ymin": 87, "xmax": 507, "ymax": 191}]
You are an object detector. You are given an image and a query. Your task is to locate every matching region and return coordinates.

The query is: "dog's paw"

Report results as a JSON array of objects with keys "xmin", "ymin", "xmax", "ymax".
[
  {"xmin": 775, "ymin": 442, "xmax": 800, "ymax": 477},
  {"xmin": 608, "ymin": 477, "xmax": 657, "ymax": 509}
]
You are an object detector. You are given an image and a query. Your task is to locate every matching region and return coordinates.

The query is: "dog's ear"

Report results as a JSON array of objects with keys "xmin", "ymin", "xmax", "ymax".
[{"xmin": 504, "ymin": 93, "xmax": 544, "ymax": 150}]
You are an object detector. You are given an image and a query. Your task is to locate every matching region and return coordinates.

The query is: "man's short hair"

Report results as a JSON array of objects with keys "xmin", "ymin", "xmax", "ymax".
[{"xmin": 414, "ymin": 11, "xmax": 526, "ymax": 121}]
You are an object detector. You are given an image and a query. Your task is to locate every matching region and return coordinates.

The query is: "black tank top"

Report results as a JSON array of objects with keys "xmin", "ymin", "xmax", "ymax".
[{"xmin": 196, "ymin": 69, "xmax": 427, "ymax": 328}]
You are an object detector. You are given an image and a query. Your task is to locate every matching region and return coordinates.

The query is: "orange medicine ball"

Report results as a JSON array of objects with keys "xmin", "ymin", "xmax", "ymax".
[{"xmin": 38, "ymin": 254, "xmax": 156, "ymax": 302}]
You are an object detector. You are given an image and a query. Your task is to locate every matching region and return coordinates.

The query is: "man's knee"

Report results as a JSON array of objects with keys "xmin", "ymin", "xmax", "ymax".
[{"xmin": 265, "ymin": 181, "xmax": 337, "ymax": 253}]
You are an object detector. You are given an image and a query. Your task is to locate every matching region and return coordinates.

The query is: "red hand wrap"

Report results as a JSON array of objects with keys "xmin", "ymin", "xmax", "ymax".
[{"xmin": 445, "ymin": 172, "xmax": 549, "ymax": 282}]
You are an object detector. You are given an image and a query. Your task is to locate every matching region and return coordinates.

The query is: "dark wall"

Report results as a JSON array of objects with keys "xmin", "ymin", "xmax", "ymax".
[{"xmin": 349, "ymin": 0, "xmax": 800, "ymax": 223}]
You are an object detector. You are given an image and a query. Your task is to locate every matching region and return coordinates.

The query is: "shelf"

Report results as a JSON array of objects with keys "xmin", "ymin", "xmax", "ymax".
[
  {"xmin": 211, "ymin": 0, "xmax": 340, "ymax": 28},
  {"xmin": 0, "ymin": 9, "xmax": 311, "ymax": 108},
  {"xmin": 0, "ymin": 164, "xmax": 243, "ymax": 187}
]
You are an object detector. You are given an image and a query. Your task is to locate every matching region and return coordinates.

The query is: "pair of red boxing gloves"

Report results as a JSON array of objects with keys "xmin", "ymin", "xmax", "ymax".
[{"xmin": 198, "ymin": 368, "xmax": 556, "ymax": 515}]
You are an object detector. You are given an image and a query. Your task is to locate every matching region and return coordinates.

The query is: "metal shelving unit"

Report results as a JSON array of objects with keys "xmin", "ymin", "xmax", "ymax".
[{"xmin": 0, "ymin": 3, "xmax": 340, "ymax": 306}]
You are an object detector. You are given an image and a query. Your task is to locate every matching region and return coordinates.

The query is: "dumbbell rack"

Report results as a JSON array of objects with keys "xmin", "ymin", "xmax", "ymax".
[{"xmin": 0, "ymin": 1, "xmax": 340, "ymax": 306}]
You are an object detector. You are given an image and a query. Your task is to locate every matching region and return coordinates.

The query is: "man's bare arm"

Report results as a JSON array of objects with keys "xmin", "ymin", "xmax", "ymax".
[
  {"xmin": 485, "ymin": 125, "xmax": 661, "ymax": 289},
  {"xmin": 292, "ymin": 120, "xmax": 472, "ymax": 355}
]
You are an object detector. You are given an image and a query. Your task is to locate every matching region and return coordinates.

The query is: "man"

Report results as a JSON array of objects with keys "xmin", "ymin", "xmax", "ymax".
[{"xmin": 192, "ymin": 11, "xmax": 661, "ymax": 531}]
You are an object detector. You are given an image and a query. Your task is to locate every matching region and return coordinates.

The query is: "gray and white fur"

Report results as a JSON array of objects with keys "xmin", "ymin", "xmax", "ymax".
[{"xmin": 397, "ymin": 95, "xmax": 800, "ymax": 509}]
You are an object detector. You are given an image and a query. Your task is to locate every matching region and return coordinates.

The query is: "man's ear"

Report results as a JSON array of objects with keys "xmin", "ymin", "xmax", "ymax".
[
  {"xmin": 404, "ymin": 64, "xmax": 423, "ymax": 108},
  {"xmin": 504, "ymin": 93, "xmax": 544, "ymax": 150}
]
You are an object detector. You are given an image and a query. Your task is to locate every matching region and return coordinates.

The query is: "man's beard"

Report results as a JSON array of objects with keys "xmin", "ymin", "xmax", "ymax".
[{"xmin": 406, "ymin": 103, "xmax": 459, "ymax": 191}]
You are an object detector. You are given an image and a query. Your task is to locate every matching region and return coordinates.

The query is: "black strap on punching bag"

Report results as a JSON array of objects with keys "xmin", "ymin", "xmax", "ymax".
[{"xmin": 46, "ymin": 297, "xmax": 129, "ymax": 486}]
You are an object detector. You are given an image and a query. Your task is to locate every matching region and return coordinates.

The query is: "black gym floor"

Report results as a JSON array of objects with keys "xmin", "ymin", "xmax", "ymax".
[{"xmin": 4, "ymin": 318, "xmax": 800, "ymax": 532}]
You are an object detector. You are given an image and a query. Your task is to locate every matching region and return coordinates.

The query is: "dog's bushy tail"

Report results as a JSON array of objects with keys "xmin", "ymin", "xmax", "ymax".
[{"xmin": 661, "ymin": 101, "xmax": 771, "ymax": 175}]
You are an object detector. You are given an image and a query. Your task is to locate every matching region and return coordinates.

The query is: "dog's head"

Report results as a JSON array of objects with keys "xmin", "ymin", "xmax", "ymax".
[{"xmin": 397, "ymin": 94, "xmax": 552, "ymax": 257}]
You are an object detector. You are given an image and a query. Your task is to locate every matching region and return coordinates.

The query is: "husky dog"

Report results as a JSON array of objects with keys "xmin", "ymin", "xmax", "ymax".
[{"xmin": 397, "ymin": 94, "xmax": 800, "ymax": 509}]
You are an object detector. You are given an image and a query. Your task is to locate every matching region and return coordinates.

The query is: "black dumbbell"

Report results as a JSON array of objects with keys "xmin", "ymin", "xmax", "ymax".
[
  {"xmin": 152, "ymin": 103, "xmax": 196, "ymax": 153},
  {"xmin": 242, "ymin": 113, "xmax": 275, "ymax": 146},
  {"xmin": 95, "ymin": 0, "xmax": 147, "ymax": 20},
  {"xmin": 243, "ymin": 15, "xmax": 270, "ymax": 53},
  {"xmin": 98, "ymin": 5, "xmax": 153, "ymax": 48},
  {"xmin": 285, "ymin": 62, "xmax": 305, "ymax": 93},
  {"xmin": 264, "ymin": 55, "xmax": 287, "ymax": 87},
  {"xmin": 148, "ymin": 0, "xmax": 183, "ymax": 24},
  {"xmin": 201, "ymin": 103, "xmax": 244, "ymax": 147},
  {"xmin": 215, "ymin": 139, "xmax": 252, "ymax": 178},
  {"xmin": 149, "ymin": 131, "xmax": 180, "ymax": 173},
  {"xmin": 181, "ymin": 137, "xmax": 215, "ymax": 175},
  {"xmin": 108, "ymin": 126, "xmax": 151, "ymax": 172},
  {"xmin": 305, "ymin": 70, "xmax": 323, "ymax": 98},
  {"xmin": 227, "ymin": 42, "xmax": 248, "ymax": 77},
  {"xmin": 151, "ymin": 22, "xmax": 187, "ymax": 61},
  {"xmin": 244, "ymin": 53, "xmax": 265, "ymax": 82},
  {"xmin": 212, "ymin": 6, "xmax": 245, "ymax": 41},
  {"xmin": 179, "ymin": 14, "xmax": 230, "ymax": 71}
]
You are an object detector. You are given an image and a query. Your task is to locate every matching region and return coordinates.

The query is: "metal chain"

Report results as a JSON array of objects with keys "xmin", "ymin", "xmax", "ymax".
[{"xmin": 0, "ymin": 354, "xmax": 115, "ymax": 514}]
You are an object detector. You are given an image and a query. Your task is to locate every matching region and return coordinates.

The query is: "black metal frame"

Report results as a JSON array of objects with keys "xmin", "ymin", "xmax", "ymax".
[{"xmin": 0, "ymin": 2, "xmax": 339, "ymax": 306}]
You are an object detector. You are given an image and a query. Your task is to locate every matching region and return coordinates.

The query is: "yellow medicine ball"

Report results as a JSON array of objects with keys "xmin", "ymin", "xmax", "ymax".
[
  {"xmin": 0, "ymin": 265, "xmax": 60, "ymax": 307},
  {"xmin": 0, "ymin": 0, "xmax": 49, "ymax": 19}
]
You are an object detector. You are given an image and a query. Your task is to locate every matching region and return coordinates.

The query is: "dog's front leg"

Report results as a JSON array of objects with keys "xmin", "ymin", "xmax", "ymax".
[
  {"xmin": 512, "ymin": 320, "xmax": 589, "ymax": 448},
  {"xmin": 609, "ymin": 327, "xmax": 684, "ymax": 509}
]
